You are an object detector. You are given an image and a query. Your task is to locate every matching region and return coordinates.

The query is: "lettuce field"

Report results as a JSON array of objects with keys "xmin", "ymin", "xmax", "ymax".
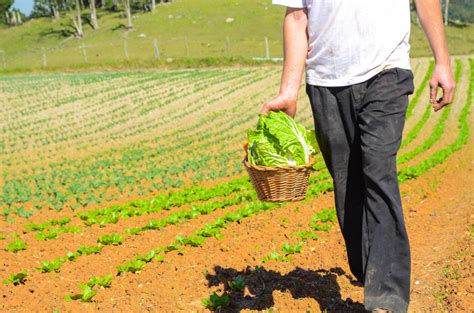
[{"xmin": 0, "ymin": 58, "xmax": 473, "ymax": 311}]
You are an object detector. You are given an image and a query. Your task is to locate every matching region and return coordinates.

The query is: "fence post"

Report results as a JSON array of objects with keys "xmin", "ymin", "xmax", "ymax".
[
  {"xmin": 185, "ymin": 36, "xmax": 189, "ymax": 57},
  {"xmin": 41, "ymin": 47, "xmax": 47, "ymax": 67},
  {"xmin": 153, "ymin": 38, "xmax": 160, "ymax": 59},
  {"xmin": 225, "ymin": 36, "xmax": 230, "ymax": 54},
  {"xmin": 124, "ymin": 39, "xmax": 129, "ymax": 60},
  {"xmin": 81, "ymin": 44, "xmax": 88, "ymax": 63},
  {"xmin": 265, "ymin": 37, "xmax": 270, "ymax": 58}
]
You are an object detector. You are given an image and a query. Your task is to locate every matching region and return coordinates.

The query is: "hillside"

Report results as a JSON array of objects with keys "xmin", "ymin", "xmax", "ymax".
[{"xmin": 0, "ymin": 0, "xmax": 473, "ymax": 71}]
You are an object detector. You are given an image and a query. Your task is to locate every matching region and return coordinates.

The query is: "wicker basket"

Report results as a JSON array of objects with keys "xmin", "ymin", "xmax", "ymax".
[{"xmin": 242, "ymin": 142, "xmax": 315, "ymax": 202}]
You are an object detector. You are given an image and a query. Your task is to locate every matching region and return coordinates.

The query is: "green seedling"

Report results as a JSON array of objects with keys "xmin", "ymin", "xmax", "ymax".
[
  {"xmin": 309, "ymin": 223, "xmax": 333, "ymax": 232},
  {"xmin": 87, "ymin": 274, "xmax": 113, "ymax": 288},
  {"xmin": 76, "ymin": 245, "xmax": 102, "ymax": 255},
  {"xmin": 4, "ymin": 239, "xmax": 27, "ymax": 253},
  {"xmin": 292, "ymin": 230, "xmax": 318, "ymax": 241},
  {"xmin": 228, "ymin": 275, "xmax": 245, "ymax": 291},
  {"xmin": 201, "ymin": 292, "xmax": 230, "ymax": 310},
  {"xmin": 262, "ymin": 252, "xmax": 290, "ymax": 263},
  {"xmin": 3, "ymin": 271, "xmax": 28, "ymax": 285},
  {"xmin": 175, "ymin": 235, "xmax": 205, "ymax": 247},
  {"xmin": 116, "ymin": 260, "xmax": 146, "ymax": 273},
  {"xmin": 36, "ymin": 259, "xmax": 64, "ymax": 273},
  {"xmin": 97, "ymin": 233, "xmax": 123, "ymax": 245},
  {"xmin": 135, "ymin": 249, "xmax": 157, "ymax": 263},
  {"xmin": 282, "ymin": 242, "xmax": 304, "ymax": 255},
  {"xmin": 65, "ymin": 283, "xmax": 97, "ymax": 302}
]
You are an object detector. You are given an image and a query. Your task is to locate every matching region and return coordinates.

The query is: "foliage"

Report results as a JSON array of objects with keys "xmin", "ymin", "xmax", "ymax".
[
  {"xmin": 201, "ymin": 292, "xmax": 230, "ymax": 310},
  {"xmin": 116, "ymin": 260, "xmax": 146, "ymax": 273},
  {"xmin": 64, "ymin": 284, "xmax": 97, "ymax": 302},
  {"xmin": 76, "ymin": 245, "xmax": 102, "ymax": 255},
  {"xmin": 227, "ymin": 275, "xmax": 245, "ymax": 291},
  {"xmin": 36, "ymin": 258, "xmax": 64, "ymax": 272},
  {"xmin": 2, "ymin": 271, "xmax": 27, "ymax": 285},
  {"xmin": 4, "ymin": 239, "xmax": 27, "ymax": 252},
  {"xmin": 87, "ymin": 274, "xmax": 113, "ymax": 288},
  {"xmin": 0, "ymin": 0, "xmax": 13, "ymax": 21},
  {"xmin": 97, "ymin": 233, "xmax": 123, "ymax": 245},
  {"xmin": 248, "ymin": 111, "xmax": 318, "ymax": 166}
]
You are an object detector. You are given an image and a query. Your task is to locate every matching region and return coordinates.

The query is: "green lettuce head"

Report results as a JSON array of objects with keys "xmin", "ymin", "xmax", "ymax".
[{"xmin": 247, "ymin": 111, "xmax": 319, "ymax": 166}]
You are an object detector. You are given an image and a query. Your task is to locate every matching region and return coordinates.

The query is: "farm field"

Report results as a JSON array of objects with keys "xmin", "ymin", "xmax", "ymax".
[
  {"xmin": 0, "ymin": 0, "xmax": 473, "ymax": 71},
  {"xmin": 0, "ymin": 57, "xmax": 473, "ymax": 311}
]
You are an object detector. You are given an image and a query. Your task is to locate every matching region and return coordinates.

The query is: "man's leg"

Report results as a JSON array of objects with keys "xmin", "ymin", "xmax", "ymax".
[
  {"xmin": 306, "ymin": 84, "xmax": 366, "ymax": 282},
  {"xmin": 356, "ymin": 68, "xmax": 414, "ymax": 312}
]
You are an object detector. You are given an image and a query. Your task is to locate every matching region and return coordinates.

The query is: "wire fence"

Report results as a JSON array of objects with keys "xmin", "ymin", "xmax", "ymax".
[{"xmin": 0, "ymin": 36, "xmax": 284, "ymax": 70}]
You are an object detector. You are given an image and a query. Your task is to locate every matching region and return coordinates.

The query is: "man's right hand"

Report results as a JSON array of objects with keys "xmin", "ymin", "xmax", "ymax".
[{"xmin": 260, "ymin": 95, "xmax": 297, "ymax": 118}]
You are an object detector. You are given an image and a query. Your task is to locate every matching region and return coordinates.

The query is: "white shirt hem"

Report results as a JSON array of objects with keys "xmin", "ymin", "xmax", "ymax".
[{"xmin": 305, "ymin": 62, "xmax": 412, "ymax": 87}]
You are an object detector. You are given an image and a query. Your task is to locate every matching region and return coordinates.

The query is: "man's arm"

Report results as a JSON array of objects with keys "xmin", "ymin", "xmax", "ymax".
[
  {"xmin": 415, "ymin": 0, "xmax": 455, "ymax": 112},
  {"xmin": 260, "ymin": 7, "xmax": 308, "ymax": 118}
]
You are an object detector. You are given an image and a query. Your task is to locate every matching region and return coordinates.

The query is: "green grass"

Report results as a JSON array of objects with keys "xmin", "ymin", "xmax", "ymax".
[{"xmin": 0, "ymin": 0, "xmax": 473, "ymax": 71}]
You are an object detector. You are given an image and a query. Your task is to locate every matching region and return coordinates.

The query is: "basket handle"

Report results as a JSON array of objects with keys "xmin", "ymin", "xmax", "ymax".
[{"xmin": 242, "ymin": 141, "xmax": 249, "ymax": 157}]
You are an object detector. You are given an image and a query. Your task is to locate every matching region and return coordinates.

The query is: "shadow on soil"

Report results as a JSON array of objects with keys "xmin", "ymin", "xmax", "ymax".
[{"xmin": 205, "ymin": 266, "xmax": 365, "ymax": 312}]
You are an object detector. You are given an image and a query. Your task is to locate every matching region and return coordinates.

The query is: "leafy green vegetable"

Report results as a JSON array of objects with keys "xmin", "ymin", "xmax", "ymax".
[
  {"xmin": 201, "ymin": 292, "xmax": 230, "ymax": 310},
  {"xmin": 76, "ymin": 245, "xmax": 103, "ymax": 255},
  {"xmin": 247, "ymin": 111, "xmax": 318, "ymax": 166},
  {"xmin": 310, "ymin": 223, "xmax": 333, "ymax": 232},
  {"xmin": 3, "ymin": 271, "xmax": 28, "ymax": 285},
  {"xmin": 282, "ymin": 242, "xmax": 304, "ymax": 255},
  {"xmin": 311, "ymin": 209, "xmax": 337, "ymax": 223},
  {"xmin": 65, "ymin": 283, "xmax": 97, "ymax": 302},
  {"xmin": 135, "ymin": 250, "xmax": 157, "ymax": 263},
  {"xmin": 292, "ymin": 230, "xmax": 318, "ymax": 241},
  {"xmin": 0, "ymin": 234, "xmax": 6, "ymax": 240},
  {"xmin": 97, "ymin": 233, "xmax": 123, "ymax": 246},
  {"xmin": 36, "ymin": 259, "xmax": 64, "ymax": 273},
  {"xmin": 228, "ymin": 275, "xmax": 245, "ymax": 291},
  {"xmin": 66, "ymin": 251, "xmax": 79, "ymax": 261},
  {"xmin": 175, "ymin": 235, "xmax": 205, "ymax": 247},
  {"xmin": 116, "ymin": 260, "xmax": 146, "ymax": 273},
  {"xmin": 262, "ymin": 252, "xmax": 290, "ymax": 263},
  {"xmin": 87, "ymin": 274, "xmax": 113, "ymax": 288},
  {"xmin": 4, "ymin": 239, "xmax": 27, "ymax": 253}
]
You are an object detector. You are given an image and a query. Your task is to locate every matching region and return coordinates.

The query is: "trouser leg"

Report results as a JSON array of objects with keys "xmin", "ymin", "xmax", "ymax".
[
  {"xmin": 306, "ymin": 84, "xmax": 366, "ymax": 282},
  {"xmin": 358, "ymin": 68, "xmax": 414, "ymax": 312},
  {"xmin": 307, "ymin": 67, "xmax": 414, "ymax": 312}
]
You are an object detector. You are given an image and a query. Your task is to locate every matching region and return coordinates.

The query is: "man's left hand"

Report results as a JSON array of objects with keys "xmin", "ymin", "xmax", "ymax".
[{"xmin": 429, "ymin": 63, "xmax": 455, "ymax": 112}]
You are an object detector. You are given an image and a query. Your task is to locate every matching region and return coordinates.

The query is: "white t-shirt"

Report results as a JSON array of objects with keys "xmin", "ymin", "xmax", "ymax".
[{"xmin": 273, "ymin": 0, "xmax": 412, "ymax": 87}]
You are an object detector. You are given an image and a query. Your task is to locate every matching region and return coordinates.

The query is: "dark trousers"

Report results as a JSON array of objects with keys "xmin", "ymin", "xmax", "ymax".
[{"xmin": 306, "ymin": 68, "xmax": 414, "ymax": 312}]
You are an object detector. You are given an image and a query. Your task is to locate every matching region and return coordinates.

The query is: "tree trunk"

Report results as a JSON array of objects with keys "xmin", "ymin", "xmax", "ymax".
[
  {"xmin": 16, "ymin": 11, "xmax": 22, "ymax": 24},
  {"xmin": 444, "ymin": 0, "xmax": 449, "ymax": 26},
  {"xmin": 124, "ymin": 0, "xmax": 133, "ymax": 29},
  {"xmin": 51, "ymin": 2, "xmax": 60, "ymax": 20},
  {"xmin": 5, "ymin": 12, "xmax": 10, "ymax": 25},
  {"xmin": 73, "ymin": 0, "xmax": 83, "ymax": 37},
  {"xmin": 48, "ymin": 0, "xmax": 60, "ymax": 20},
  {"xmin": 151, "ymin": 0, "xmax": 155, "ymax": 11},
  {"xmin": 90, "ymin": 0, "xmax": 99, "ymax": 30}
]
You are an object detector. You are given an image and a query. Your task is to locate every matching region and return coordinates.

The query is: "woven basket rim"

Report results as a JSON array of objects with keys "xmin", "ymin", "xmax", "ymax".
[{"xmin": 243, "ymin": 155, "xmax": 315, "ymax": 171}]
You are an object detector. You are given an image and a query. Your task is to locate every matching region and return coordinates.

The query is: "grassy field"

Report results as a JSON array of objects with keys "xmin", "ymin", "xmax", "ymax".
[
  {"xmin": 0, "ymin": 57, "xmax": 472, "ymax": 311},
  {"xmin": 0, "ymin": 0, "xmax": 473, "ymax": 71}
]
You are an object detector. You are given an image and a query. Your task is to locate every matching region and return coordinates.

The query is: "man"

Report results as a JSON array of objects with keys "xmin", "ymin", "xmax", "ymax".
[{"xmin": 261, "ymin": 0, "xmax": 455, "ymax": 312}]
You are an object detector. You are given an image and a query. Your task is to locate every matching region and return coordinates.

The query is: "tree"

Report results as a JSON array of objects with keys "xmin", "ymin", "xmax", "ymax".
[
  {"xmin": 444, "ymin": 0, "xmax": 449, "ymax": 25},
  {"xmin": 0, "ymin": 0, "xmax": 13, "ymax": 23},
  {"xmin": 123, "ymin": 0, "xmax": 132, "ymax": 29},
  {"xmin": 70, "ymin": 0, "xmax": 83, "ymax": 36},
  {"xmin": 31, "ymin": 0, "xmax": 65, "ymax": 19},
  {"xmin": 50, "ymin": 0, "xmax": 61, "ymax": 19},
  {"xmin": 89, "ymin": 0, "xmax": 98, "ymax": 29}
]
